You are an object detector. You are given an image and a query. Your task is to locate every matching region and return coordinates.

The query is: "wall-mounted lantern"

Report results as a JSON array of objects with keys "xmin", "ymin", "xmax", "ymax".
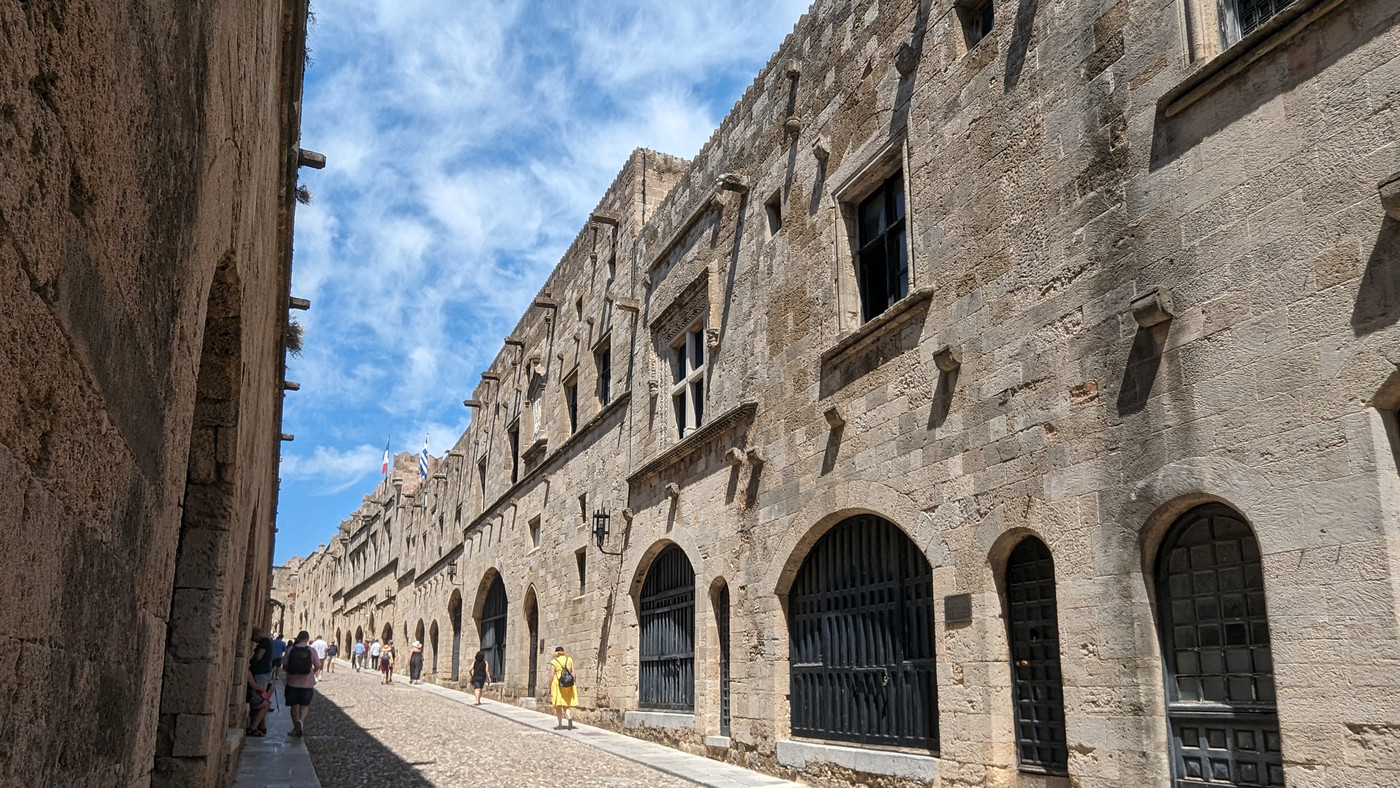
[
  {"xmin": 446, "ymin": 560, "xmax": 458, "ymax": 583},
  {"xmin": 593, "ymin": 509, "xmax": 624, "ymax": 556}
]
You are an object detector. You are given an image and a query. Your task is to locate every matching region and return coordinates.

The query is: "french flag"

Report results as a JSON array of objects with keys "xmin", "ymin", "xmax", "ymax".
[{"xmin": 381, "ymin": 439, "xmax": 390, "ymax": 475}]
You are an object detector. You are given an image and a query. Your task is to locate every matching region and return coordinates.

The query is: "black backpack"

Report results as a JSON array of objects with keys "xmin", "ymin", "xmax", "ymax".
[
  {"xmin": 286, "ymin": 644, "xmax": 313, "ymax": 675},
  {"xmin": 558, "ymin": 659, "xmax": 575, "ymax": 688}
]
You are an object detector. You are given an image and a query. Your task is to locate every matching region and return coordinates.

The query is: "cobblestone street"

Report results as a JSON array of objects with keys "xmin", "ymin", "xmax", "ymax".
[{"xmin": 301, "ymin": 668, "xmax": 695, "ymax": 787}]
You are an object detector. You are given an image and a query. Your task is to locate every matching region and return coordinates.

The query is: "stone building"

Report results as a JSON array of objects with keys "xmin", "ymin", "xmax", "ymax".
[
  {"xmin": 283, "ymin": 0, "xmax": 1400, "ymax": 786},
  {"xmin": 1, "ymin": 1, "xmax": 316, "ymax": 786}
]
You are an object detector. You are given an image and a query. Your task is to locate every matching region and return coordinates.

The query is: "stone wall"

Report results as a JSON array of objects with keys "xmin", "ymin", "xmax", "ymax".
[
  {"xmin": 285, "ymin": 0, "xmax": 1400, "ymax": 786},
  {"xmin": 0, "ymin": 1, "xmax": 309, "ymax": 785}
]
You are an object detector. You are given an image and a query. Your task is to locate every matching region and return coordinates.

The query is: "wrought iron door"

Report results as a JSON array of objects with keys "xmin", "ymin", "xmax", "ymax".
[
  {"xmin": 480, "ymin": 576, "xmax": 508, "ymax": 683},
  {"xmin": 1005, "ymin": 537, "xmax": 1068, "ymax": 772},
  {"xmin": 789, "ymin": 515, "xmax": 938, "ymax": 749},
  {"xmin": 527, "ymin": 603, "xmax": 539, "ymax": 697},
  {"xmin": 1157, "ymin": 505, "xmax": 1285, "ymax": 787},
  {"xmin": 449, "ymin": 595, "xmax": 462, "ymax": 681},
  {"xmin": 639, "ymin": 545, "xmax": 695, "ymax": 711},
  {"xmin": 717, "ymin": 584, "xmax": 731, "ymax": 736}
]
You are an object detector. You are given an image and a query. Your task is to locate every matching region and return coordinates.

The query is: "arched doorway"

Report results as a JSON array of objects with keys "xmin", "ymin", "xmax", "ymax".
[
  {"xmin": 429, "ymin": 621, "xmax": 440, "ymax": 675},
  {"xmin": 448, "ymin": 590, "xmax": 463, "ymax": 681},
  {"xmin": 638, "ymin": 544, "xmax": 695, "ymax": 711},
  {"xmin": 479, "ymin": 576, "xmax": 508, "ymax": 684},
  {"xmin": 524, "ymin": 587, "xmax": 539, "ymax": 698},
  {"xmin": 381, "ymin": 623, "xmax": 393, "ymax": 645},
  {"xmin": 788, "ymin": 514, "xmax": 937, "ymax": 749},
  {"xmin": 1155, "ymin": 504, "xmax": 1284, "ymax": 787},
  {"xmin": 1003, "ymin": 536, "xmax": 1067, "ymax": 772},
  {"xmin": 355, "ymin": 626, "xmax": 364, "ymax": 644},
  {"xmin": 335, "ymin": 628, "xmax": 343, "ymax": 653},
  {"xmin": 414, "ymin": 620, "xmax": 424, "ymax": 647}
]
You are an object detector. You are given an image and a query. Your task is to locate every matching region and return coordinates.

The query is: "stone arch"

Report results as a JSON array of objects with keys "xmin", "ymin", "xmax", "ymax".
[
  {"xmin": 523, "ymin": 585, "xmax": 540, "ymax": 697},
  {"xmin": 772, "ymin": 505, "xmax": 923, "ymax": 599},
  {"xmin": 355, "ymin": 626, "xmax": 364, "ymax": 644},
  {"xmin": 447, "ymin": 590, "xmax": 464, "ymax": 682},
  {"xmin": 709, "ymin": 576, "xmax": 733, "ymax": 737},
  {"xmin": 428, "ymin": 620, "xmax": 440, "ymax": 675},
  {"xmin": 155, "ymin": 255, "xmax": 245, "ymax": 785},
  {"xmin": 381, "ymin": 623, "xmax": 393, "ymax": 643},
  {"xmin": 475, "ymin": 572, "xmax": 508, "ymax": 685},
  {"xmin": 634, "ymin": 542, "xmax": 697, "ymax": 711},
  {"xmin": 997, "ymin": 533, "xmax": 1068, "ymax": 773}
]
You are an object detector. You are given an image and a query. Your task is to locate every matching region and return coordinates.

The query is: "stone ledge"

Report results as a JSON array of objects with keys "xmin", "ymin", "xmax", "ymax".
[
  {"xmin": 624, "ymin": 710, "xmax": 696, "ymax": 730},
  {"xmin": 704, "ymin": 735, "xmax": 731, "ymax": 749},
  {"xmin": 819, "ymin": 286, "xmax": 934, "ymax": 368},
  {"xmin": 776, "ymin": 740, "xmax": 939, "ymax": 781}
]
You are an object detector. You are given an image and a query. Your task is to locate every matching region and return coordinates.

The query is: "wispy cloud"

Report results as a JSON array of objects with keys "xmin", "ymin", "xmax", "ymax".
[{"xmin": 277, "ymin": 0, "xmax": 811, "ymax": 561}]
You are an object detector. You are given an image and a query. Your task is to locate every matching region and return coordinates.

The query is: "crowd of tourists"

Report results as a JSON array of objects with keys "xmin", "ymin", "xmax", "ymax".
[{"xmin": 244, "ymin": 628, "xmax": 580, "ymax": 738}]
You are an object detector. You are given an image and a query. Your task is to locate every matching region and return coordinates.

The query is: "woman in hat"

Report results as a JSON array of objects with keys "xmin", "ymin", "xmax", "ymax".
[{"xmin": 408, "ymin": 640, "xmax": 424, "ymax": 684}]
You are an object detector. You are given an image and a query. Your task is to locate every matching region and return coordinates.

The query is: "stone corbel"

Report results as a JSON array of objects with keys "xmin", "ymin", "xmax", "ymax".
[
  {"xmin": 933, "ymin": 345, "xmax": 961, "ymax": 372},
  {"xmin": 1130, "ymin": 289, "xmax": 1174, "ymax": 328},
  {"xmin": 665, "ymin": 482, "xmax": 681, "ymax": 500},
  {"xmin": 726, "ymin": 447, "xmax": 745, "ymax": 466},
  {"xmin": 823, "ymin": 406, "xmax": 845, "ymax": 430}
]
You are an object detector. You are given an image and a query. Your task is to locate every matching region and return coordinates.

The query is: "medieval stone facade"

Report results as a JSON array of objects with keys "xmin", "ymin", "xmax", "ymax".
[
  {"xmin": 282, "ymin": 0, "xmax": 1400, "ymax": 786},
  {"xmin": 2, "ymin": 1, "xmax": 313, "ymax": 786}
]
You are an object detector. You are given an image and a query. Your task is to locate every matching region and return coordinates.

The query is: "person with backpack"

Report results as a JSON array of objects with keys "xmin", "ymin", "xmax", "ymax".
[
  {"xmin": 549, "ymin": 645, "xmax": 577, "ymax": 730},
  {"xmin": 283, "ymin": 631, "xmax": 321, "ymax": 737},
  {"xmin": 379, "ymin": 641, "xmax": 395, "ymax": 684}
]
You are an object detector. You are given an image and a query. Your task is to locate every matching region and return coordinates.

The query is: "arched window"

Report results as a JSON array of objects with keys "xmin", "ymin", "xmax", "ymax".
[
  {"xmin": 639, "ymin": 545, "xmax": 695, "ymax": 711},
  {"xmin": 447, "ymin": 591, "xmax": 463, "ymax": 681},
  {"xmin": 480, "ymin": 576, "xmax": 508, "ymax": 683},
  {"xmin": 1156, "ymin": 504, "xmax": 1284, "ymax": 786},
  {"xmin": 716, "ymin": 582, "xmax": 732, "ymax": 737},
  {"xmin": 789, "ymin": 514, "xmax": 937, "ymax": 749},
  {"xmin": 1004, "ymin": 537, "xmax": 1067, "ymax": 772}
]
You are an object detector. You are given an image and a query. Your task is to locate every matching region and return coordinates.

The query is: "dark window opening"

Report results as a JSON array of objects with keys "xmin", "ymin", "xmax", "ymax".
[
  {"xmin": 1157, "ymin": 504, "xmax": 1285, "ymax": 787},
  {"xmin": 596, "ymin": 346, "xmax": 612, "ymax": 406},
  {"xmin": 507, "ymin": 422, "xmax": 520, "ymax": 485},
  {"xmin": 959, "ymin": 0, "xmax": 995, "ymax": 47},
  {"xmin": 854, "ymin": 171, "xmax": 908, "ymax": 323},
  {"xmin": 477, "ymin": 457, "xmax": 487, "ymax": 506},
  {"xmin": 576, "ymin": 548, "xmax": 587, "ymax": 594},
  {"xmin": 528, "ymin": 516, "xmax": 541, "ymax": 550},
  {"xmin": 1231, "ymin": 0, "xmax": 1297, "ymax": 38},
  {"xmin": 789, "ymin": 514, "xmax": 938, "ymax": 750},
  {"xmin": 564, "ymin": 376, "xmax": 579, "ymax": 433},
  {"xmin": 639, "ymin": 544, "xmax": 696, "ymax": 711},
  {"xmin": 1004, "ymin": 537, "xmax": 1068, "ymax": 773},
  {"xmin": 717, "ymin": 583, "xmax": 732, "ymax": 737},
  {"xmin": 765, "ymin": 191, "xmax": 783, "ymax": 236}
]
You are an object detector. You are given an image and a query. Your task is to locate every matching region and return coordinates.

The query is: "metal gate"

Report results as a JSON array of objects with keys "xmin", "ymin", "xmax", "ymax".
[
  {"xmin": 449, "ymin": 594, "xmax": 462, "ymax": 681},
  {"xmin": 639, "ymin": 545, "xmax": 695, "ymax": 711},
  {"xmin": 527, "ymin": 603, "xmax": 539, "ymax": 697},
  {"xmin": 480, "ymin": 576, "xmax": 508, "ymax": 684},
  {"xmin": 1005, "ymin": 537, "xmax": 1068, "ymax": 772},
  {"xmin": 717, "ymin": 583, "xmax": 731, "ymax": 736},
  {"xmin": 789, "ymin": 514, "xmax": 938, "ymax": 750},
  {"xmin": 1157, "ymin": 505, "xmax": 1285, "ymax": 787}
]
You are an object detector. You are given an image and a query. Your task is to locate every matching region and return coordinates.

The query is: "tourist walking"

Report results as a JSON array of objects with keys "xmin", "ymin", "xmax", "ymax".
[
  {"xmin": 310, "ymin": 634, "xmax": 329, "ymax": 679},
  {"xmin": 369, "ymin": 638, "xmax": 382, "ymax": 669},
  {"xmin": 549, "ymin": 646, "xmax": 577, "ymax": 730},
  {"xmin": 352, "ymin": 639, "xmax": 365, "ymax": 671},
  {"xmin": 325, "ymin": 641, "xmax": 339, "ymax": 673},
  {"xmin": 379, "ymin": 641, "xmax": 396, "ymax": 684},
  {"xmin": 284, "ymin": 631, "xmax": 322, "ymax": 737},
  {"xmin": 270, "ymin": 634, "xmax": 287, "ymax": 681},
  {"xmin": 470, "ymin": 650, "xmax": 490, "ymax": 705},
  {"xmin": 408, "ymin": 641, "xmax": 424, "ymax": 684}
]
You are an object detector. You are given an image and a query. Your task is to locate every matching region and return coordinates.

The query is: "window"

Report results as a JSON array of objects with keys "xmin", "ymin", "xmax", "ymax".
[
  {"xmin": 564, "ymin": 373, "xmax": 579, "ymax": 433},
  {"xmin": 479, "ymin": 576, "xmax": 507, "ymax": 682},
  {"xmin": 1223, "ymin": 0, "xmax": 1296, "ymax": 42},
  {"xmin": 595, "ymin": 345, "xmax": 611, "ymax": 406},
  {"xmin": 528, "ymin": 516, "xmax": 541, "ymax": 550},
  {"xmin": 639, "ymin": 545, "xmax": 696, "ymax": 711},
  {"xmin": 507, "ymin": 421, "xmax": 520, "ymax": 485},
  {"xmin": 575, "ymin": 296, "xmax": 583, "ymax": 320},
  {"xmin": 958, "ymin": 0, "xmax": 995, "ymax": 48},
  {"xmin": 575, "ymin": 548, "xmax": 587, "ymax": 593},
  {"xmin": 670, "ymin": 322, "xmax": 706, "ymax": 438},
  {"xmin": 764, "ymin": 190, "xmax": 783, "ymax": 236},
  {"xmin": 1004, "ymin": 537, "xmax": 1068, "ymax": 773},
  {"xmin": 1156, "ymin": 504, "xmax": 1284, "ymax": 786},
  {"xmin": 854, "ymin": 171, "xmax": 908, "ymax": 323},
  {"xmin": 578, "ymin": 493, "xmax": 587, "ymax": 525},
  {"xmin": 477, "ymin": 457, "xmax": 487, "ymax": 505},
  {"xmin": 789, "ymin": 514, "xmax": 937, "ymax": 749}
]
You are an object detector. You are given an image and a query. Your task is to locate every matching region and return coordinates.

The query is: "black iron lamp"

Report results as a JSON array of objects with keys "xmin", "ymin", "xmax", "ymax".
[
  {"xmin": 446, "ymin": 560, "xmax": 458, "ymax": 583},
  {"xmin": 593, "ymin": 509, "xmax": 623, "ymax": 556}
]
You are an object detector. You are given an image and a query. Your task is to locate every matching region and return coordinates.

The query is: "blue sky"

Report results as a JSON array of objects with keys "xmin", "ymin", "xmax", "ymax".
[{"xmin": 276, "ymin": 0, "xmax": 812, "ymax": 563}]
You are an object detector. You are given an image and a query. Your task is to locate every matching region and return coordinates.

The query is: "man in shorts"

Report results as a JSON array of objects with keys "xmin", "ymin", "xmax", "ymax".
[
  {"xmin": 351, "ymin": 638, "xmax": 366, "ymax": 671},
  {"xmin": 284, "ymin": 631, "xmax": 321, "ymax": 737}
]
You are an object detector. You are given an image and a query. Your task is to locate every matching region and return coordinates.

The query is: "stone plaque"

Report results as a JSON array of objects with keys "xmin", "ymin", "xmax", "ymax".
[{"xmin": 944, "ymin": 593, "xmax": 973, "ymax": 625}]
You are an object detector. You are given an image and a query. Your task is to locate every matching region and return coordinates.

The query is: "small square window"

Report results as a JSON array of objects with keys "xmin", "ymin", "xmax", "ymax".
[
  {"xmin": 958, "ymin": 0, "xmax": 995, "ymax": 49},
  {"xmin": 671, "ymin": 321, "xmax": 706, "ymax": 438},
  {"xmin": 765, "ymin": 190, "xmax": 783, "ymax": 236},
  {"xmin": 853, "ymin": 171, "xmax": 908, "ymax": 323}
]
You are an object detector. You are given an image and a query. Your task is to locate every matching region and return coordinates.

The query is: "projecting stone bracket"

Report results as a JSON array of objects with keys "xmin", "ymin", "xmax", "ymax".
[
  {"xmin": 1380, "ymin": 171, "xmax": 1400, "ymax": 221},
  {"xmin": 1130, "ymin": 288, "xmax": 1174, "ymax": 328}
]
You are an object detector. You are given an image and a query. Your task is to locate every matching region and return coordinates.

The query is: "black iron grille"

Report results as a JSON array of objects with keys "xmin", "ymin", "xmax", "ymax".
[
  {"xmin": 789, "ymin": 514, "xmax": 938, "ymax": 750},
  {"xmin": 717, "ymin": 584, "xmax": 732, "ymax": 736},
  {"xmin": 1235, "ymin": 0, "xmax": 1297, "ymax": 37},
  {"xmin": 1158, "ymin": 504, "xmax": 1284, "ymax": 786},
  {"xmin": 1005, "ymin": 537, "xmax": 1068, "ymax": 772},
  {"xmin": 480, "ymin": 576, "xmax": 508, "ymax": 683},
  {"xmin": 639, "ymin": 545, "xmax": 696, "ymax": 711}
]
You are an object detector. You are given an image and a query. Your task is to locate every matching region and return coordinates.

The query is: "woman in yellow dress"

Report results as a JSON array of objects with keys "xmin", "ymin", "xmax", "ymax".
[{"xmin": 549, "ymin": 645, "xmax": 577, "ymax": 730}]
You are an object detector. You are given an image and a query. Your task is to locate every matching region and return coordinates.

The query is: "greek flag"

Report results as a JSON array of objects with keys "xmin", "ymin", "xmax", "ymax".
[{"xmin": 418, "ymin": 435, "xmax": 429, "ymax": 479}]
